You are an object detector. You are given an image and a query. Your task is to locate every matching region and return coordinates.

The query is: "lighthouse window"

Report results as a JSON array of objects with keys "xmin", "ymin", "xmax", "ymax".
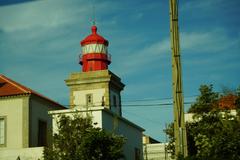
[
  {"xmin": 86, "ymin": 94, "xmax": 93, "ymax": 106},
  {"xmin": 82, "ymin": 44, "xmax": 107, "ymax": 54}
]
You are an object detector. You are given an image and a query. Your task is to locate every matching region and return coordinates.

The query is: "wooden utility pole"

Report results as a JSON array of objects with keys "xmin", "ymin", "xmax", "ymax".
[{"xmin": 169, "ymin": 0, "xmax": 188, "ymax": 157}]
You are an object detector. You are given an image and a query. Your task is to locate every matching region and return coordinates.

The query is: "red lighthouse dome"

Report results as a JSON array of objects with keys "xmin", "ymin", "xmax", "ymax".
[{"xmin": 79, "ymin": 26, "xmax": 111, "ymax": 72}]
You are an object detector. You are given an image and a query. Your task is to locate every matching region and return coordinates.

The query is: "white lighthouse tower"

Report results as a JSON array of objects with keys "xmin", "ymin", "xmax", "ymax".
[
  {"xmin": 65, "ymin": 25, "xmax": 125, "ymax": 116},
  {"xmin": 50, "ymin": 25, "xmax": 144, "ymax": 160}
]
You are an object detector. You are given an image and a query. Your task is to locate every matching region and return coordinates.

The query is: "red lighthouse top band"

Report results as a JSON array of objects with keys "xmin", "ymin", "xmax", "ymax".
[
  {"xmin": 80, "ymin": 26, "xmax": 109, "ymax": 46},
  {"xmin": 79, "ymin": 25, "xmax": 111, "ymax": 72}
]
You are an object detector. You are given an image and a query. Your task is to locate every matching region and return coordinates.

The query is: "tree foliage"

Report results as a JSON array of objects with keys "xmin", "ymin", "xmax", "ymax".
[
  {"xmin": 43, "ymin": 113, "xmax": 125, "ymax": 160},
  {"xmin": 188, "ymin": 84, "xmax": 219, "ymax": 114},
  {"xmin": 165, "ymin": 84, "xmax": 240, "ymax": 160},
  {"xmin": 187, "ymin": 112, "xmax": 240, "ymax": 160},
  {"xmin": 236, "ymin": 86, "xmax": 240, "ymax": 111}
]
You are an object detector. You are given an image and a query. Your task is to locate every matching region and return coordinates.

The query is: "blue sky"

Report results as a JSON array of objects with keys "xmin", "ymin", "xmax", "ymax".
[{"xmin": 0, "ymin": 0, "xmax": 240, "ymax": 141}]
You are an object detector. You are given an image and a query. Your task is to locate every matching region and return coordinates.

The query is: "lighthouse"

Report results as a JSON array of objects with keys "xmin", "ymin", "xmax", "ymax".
[{"xmin": 65, "ymin": 25, "xmax": 125, "ymax": 116}]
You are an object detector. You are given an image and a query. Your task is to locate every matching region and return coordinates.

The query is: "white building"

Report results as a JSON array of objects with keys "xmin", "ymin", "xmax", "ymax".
[
  {"xmin": 50, "ymin": 107, "xmax": 144, "ymax": 160},
  {"xmin": 142, "ymin": 135, "xmax": 172, "ymax": 160},
  {"xmin": 143, "ymin": 143, "xmax": 172, "ymax": 160},
  {"xmin": 0, "ymin": 74, "xmax": 65, "ymax": 160}
]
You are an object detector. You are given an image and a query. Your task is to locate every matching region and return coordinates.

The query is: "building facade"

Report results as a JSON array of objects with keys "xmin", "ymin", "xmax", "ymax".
[
  {"xmin": 50, "ymin": 107, "xmax": 144, "ymax": 160},
  {"xmin": 0, "ymin": 75, "xmax": 65, "ymax": 160},
  {"xmin": 142, "ymin": 135, "xmax": 172, "ymax": 160}
]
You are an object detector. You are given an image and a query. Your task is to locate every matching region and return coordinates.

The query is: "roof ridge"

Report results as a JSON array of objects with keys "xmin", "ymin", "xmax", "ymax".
[
  {"xmin": 0, "ymin": 75, "xmax": 31, "ymax": 93},
  {"xmin": 0, "ymin": 74, "xmax": 65, "ymax": 109}
]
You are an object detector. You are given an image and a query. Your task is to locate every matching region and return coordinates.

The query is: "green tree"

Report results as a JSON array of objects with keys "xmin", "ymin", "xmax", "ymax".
[
  {"xmin": 187, "ymin": 112, "xmax": 240, "ymax": 160},
  {"xmin": 166, "ymin": 110, "xmax": 240, "ymax": 160},
  {"xmin": 165, "ymin": 84, "xmax": 240, "ymax": 160},
  {"xmin": 235, "ymin": 86, "xmax": 240, "ymax": 111},
  {"xmin": 188, "ymin": 84, "xmax": 219, "ymax": 114},
  {"xmin": 44, "ymin": 113, "xmax": 125, "ymax": 160}
]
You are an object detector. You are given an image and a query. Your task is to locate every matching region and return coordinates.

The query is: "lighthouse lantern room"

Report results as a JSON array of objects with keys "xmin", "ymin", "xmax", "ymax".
[{"xmin": 79, "ymin": 26, "xmax": 111, "ymax": 72}]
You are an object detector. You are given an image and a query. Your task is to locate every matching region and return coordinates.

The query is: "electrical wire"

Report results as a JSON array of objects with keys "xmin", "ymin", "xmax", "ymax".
[
  {"xmin": 122, "ymin": 95, "xmax": 198, "ymax": 102},
  {"xmin": 122, "ymin": 102, "xmax": 193, "ymax": 108},
  {"xmin": 123, "ymin": 110, "xmax": 165, "ymax": 126},
  {"xmin": 62, "ymin": 101, "xmax": 193, "ymax": 108}
]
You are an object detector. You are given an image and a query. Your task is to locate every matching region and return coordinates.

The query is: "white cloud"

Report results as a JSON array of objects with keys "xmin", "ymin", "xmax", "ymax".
[
  {"xmin": 0, "ymin": 0, "xmax": 118, "ymax": 33},
  {"xmin": 180, "ymin": 29, "xmax": 240, "ymax": 73},
  {"xmin": 110, "ymin": 28, "xmax": 240, "ymax": 94},
  {"xmin": 1, "ymin": 1, "xmax": 56, "ymax": 31},
  {"xmin": 180, "ymin": 29, "xmax": 238, "ymax": 53},
  {"xmin": 112, "ymin": 38, "xmax": 171, "ymax": 76}
]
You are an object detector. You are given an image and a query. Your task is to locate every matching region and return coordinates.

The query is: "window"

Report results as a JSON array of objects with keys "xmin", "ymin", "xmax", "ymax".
[
  {"xmin": 101, "ymin": 96, "xmax": 105, "ymax": 106},
  {"xmin": 113, "ymin": 95, "xmax": 117, "ymax": 107},
  {"xmin": 86, "ymin": 94, "xmax": 93, "ymax": 106},
  {"xmin": 0, "ymin": 117, "xmax": 6, "ymax": 147},
  {"xmin": 135, "ymin": 147, "xmax": 140, "ymax": 160},
  {"xmin": 38, "ymin": 120, "xmax": 47, "ymax": 146}
]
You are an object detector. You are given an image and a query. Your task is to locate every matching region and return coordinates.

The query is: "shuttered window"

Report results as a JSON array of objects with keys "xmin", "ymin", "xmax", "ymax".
[
  {"xmin": 0, "ymin": 117, "xmax": 6, "ymax": 146},
  {"xmin": 38, "ymin": 120, "xmax": 47, "ymax": 146}
]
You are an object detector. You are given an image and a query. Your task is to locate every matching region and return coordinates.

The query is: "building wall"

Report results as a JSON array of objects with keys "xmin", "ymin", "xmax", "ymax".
[
  {"xmin": 73, "ymin": 88, "xmax": 106, "ymax": 108},
  {"xmin": 50, "ymin": 108, "xmax": 144, "ymax": 160},
  {"xmin": 143, "ymin": 143, "xmax": 172, "ymax": 160},
  {"xmin": 0, "ymin": 96, "xmax": 29, "ymax": 149},
  {"xmin": 29, "ymin": 95, "xmax": 56, "ymax": 147},
  {"xmin": 0, "ymin": 147, "xmax": 43, "ymax": 160},
  {"xmin": 185, "ymin": 110, "xmax": 237, "ymax": 123},
  {"xmin": 65, "ymin": 70, "xmax": 124, "ymax": 115},
  {"xmin": 0, "ymin": 95, "xmax": 62, "ymax": 149},
  {"xmin": 51, "ymin": 109, "xmax": 103, "ymax": 134},
  {"xmin": 142, "ymin": 135, "xmax": 159, "ymax": 145},
  {"xmin": 101, "ymin": 110, "xmax": 143, "ymax": 160},
  {"xmin": 109, "ymin": 89, "xmax": 121, "ymax": 115},
  {"xmin": 184, "ymin": 113, "xmax": 195, "ymax": 122}
]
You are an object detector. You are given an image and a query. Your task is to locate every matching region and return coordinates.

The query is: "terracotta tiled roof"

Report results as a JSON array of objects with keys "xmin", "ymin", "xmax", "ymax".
[
  {"xmin": 218, "ymin": 94, "xmax": 238, "ymax": 110},
  {"xmin": 0, "ymin": 74, "xmax": 66, "ymax": 109}
]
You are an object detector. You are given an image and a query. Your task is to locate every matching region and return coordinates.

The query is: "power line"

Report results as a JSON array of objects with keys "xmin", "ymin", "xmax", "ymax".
[
  {"xmin": 124, "ymin": 110, "xmax": 164, "ymax": 126},
  {"xmin": 62, "ymin": 102, "xmax": 193, "ymax": 109},
  {"xmin": 122, "ymin": 90, "xmax": 228, "ymax": 103},
  {"xmin": 122, "ymin": 95, "xmax": 197, "ymax": 103},
  {"xmin": 123, "ymin": 97, "xmax": 173, "ymax": 102},
  {"xmin": 61, "ymin": 94, "xmax": 198, "ymax": 107},
  {"xmin": 122, "ymin": 102, "xmax": 193, "ymax": 108}
]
